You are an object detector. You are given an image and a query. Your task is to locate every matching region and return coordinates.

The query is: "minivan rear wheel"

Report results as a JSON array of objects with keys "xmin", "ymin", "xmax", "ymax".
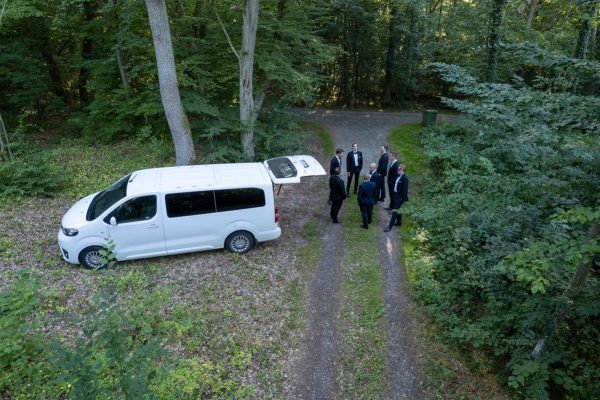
[
  {"xmin": 225, "ymin": 231, "xmax": 254, "ymax": 254},
  {"xmin": 79, "ymin": 246, "xmax": 107, "ymax": 269}
]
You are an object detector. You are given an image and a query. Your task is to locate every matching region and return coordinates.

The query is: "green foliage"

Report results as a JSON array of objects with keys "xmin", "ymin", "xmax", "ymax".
[
  {"xmin": 98, "ymin": 238, "xmax": 117, "ymax": 270},
  {"xmin": 0, "ymin": 154, "xmax": 65, "ymax": 198},
  {"xmin": 0, "ymin": 270, "xmax": 57, "ymax": 398},
  {"xmin": 407, "ymin": 65, "xmax": 600, "ymax": 398}
]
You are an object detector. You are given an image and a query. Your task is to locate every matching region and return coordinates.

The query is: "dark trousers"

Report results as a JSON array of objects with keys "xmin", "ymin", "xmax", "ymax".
[
  {"xmin": 376, "ymin": 176, "xmax": 385, "ymax": 201},
  {"xmin": 387, "ymin": 182, "xmax": 393, "ymax": 206},
  {"xmin": 360, "ymin": 204, "xmax": 373, "ymax": 227},
  {"xmin": 330, "ymin": 200, "xmax": 343, "ymax": 222},
  {"xmin": 347, "ymin": 167, "xmax": 361, "ymax": 195},
  {"xmin": 387, "ymin": 210, "xmax": 403, "ymax": 229}
]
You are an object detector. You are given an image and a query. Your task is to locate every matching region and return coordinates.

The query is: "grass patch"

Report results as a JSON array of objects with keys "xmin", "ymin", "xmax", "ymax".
[
  {"xmin": 338, "ymin": 202, "xmax": 386, "ymax": 398},
  {"xmin": 388, "ymin": 123, "xmax": 427, "ymax": 186},
  {"xmin": 302, "ymin": 121, "xmax": 335, "ymax": 156}
]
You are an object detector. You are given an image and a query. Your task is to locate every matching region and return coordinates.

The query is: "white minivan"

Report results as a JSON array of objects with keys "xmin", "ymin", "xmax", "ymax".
[{"xmin": 58, "ymin": 155, "xmax": 325, "ymax": 268}]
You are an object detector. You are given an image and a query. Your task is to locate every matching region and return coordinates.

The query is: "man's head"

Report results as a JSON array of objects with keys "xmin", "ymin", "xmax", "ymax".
[
  {"xmin": 363, "ymin": 172, "xmax": 371, "ymax": 181},
  {"xmin": 351, "ymin": 143, "xmax": 358, "ymax": 152},
  {"xmin": 390, "ymin": 152, "xmax": 397, "ymax": 160},
  {"xmin": 380, "ymin": 145, "xmax": 388, "ymax": 154},
  {"xmin": 398, "ymin": 164, "xmax": 406, "ymax": 175},
  {"xmin": 334, "ymin": 167, "xmax": 341, "ymax": 175},
  {"xmin": 369, "ymin": 163, "xmax": 377, "ymax": 172},
  {"xmin": 335, "ymin": 148, "xmax": 344, "ymax": 157}
]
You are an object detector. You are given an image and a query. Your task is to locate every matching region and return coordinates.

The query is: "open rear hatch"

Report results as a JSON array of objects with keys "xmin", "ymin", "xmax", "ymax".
[{"xmin": 263, "ymin": 155, "xmax": 326, "ymax": 184}]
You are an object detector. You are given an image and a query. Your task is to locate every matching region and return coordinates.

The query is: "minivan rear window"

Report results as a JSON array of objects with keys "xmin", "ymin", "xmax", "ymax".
[
  {"xmin": 215, "ymin": 188, "xmax": 265, "ymax": 212},
  {"xmin": 86, "ymin": 174, "xmax": 131, "ymax": 221},
  {"xmin": 166, "ymin": 191, "xmax": 216, "ymax": 218}
]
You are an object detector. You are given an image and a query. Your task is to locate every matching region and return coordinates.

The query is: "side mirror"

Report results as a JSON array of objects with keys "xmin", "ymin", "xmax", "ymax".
[{"xmin": 109, "ymin": 216, "xmax": 118, "ymax": 226}]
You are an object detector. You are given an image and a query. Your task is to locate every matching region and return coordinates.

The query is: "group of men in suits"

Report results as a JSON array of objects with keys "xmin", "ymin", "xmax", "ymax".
[{"xmin": 328, "ymin": 144, "xmax": 409, "ymax": 231}]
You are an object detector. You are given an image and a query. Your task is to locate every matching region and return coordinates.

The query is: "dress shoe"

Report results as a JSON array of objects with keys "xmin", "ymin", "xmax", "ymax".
[
  {"xmin": 384, "ymin": 207, "xmax": 391, "ymax": 210},
  {"xmin": 332, "ymin": 220, "xmax": 340, "ymax": 223},
  {"xmin": 361, "ymin": 225, "xmax": 368, "ymax": 229},
  {"xmin": 384, "ymin": 228, "xmax": 392, "ymax": 232}
]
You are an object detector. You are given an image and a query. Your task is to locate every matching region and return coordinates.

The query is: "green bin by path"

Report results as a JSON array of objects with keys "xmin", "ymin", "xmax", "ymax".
[{"xmin": 422, "ymin": 109, "xmax": 438, "ymax": 127}]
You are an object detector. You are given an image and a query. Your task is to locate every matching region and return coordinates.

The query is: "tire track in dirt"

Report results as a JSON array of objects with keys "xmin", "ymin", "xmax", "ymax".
[{"xmin": 294, "ymin": 109, "xmax": 457, "ymax": 398}]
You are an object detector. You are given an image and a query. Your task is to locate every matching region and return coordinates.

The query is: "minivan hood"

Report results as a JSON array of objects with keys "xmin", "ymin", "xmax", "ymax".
[{"xmin": 61, "ymin": 192, "xmax": 98, "ymax": 228}]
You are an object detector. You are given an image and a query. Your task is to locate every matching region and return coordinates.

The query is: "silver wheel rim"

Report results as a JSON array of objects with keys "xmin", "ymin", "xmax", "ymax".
[
  {"xmin": 84, "ymin": 249, "xmax": 103, "ymax": 268},
  {"xmin": 231, "ymin": 234, "xmax": 250, "ymax": 253}
]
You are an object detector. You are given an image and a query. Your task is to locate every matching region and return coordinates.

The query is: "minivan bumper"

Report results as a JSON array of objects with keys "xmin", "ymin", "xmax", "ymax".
[
  {"xmin": 57, "ymin": 230, "xmax": 80, "ymax": 264},
  {"xmin": 255, "ymin": 227, "xmax": 281, "ymax": 242}
]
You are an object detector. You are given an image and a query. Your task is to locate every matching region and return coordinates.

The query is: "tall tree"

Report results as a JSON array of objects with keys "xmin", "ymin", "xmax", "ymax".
[
  {"xmin": 145, "ymin": 0, "xmax": 196, "ymax": 166},
  {"xmin": 382, "ymin": 1, "xmax": 399, "ymax": 106},
  {"xmin": 486, "ymin": 0, "xmax": 509, "ymax": 82},
  {"xmin": 240, "ymin": 0, "xmax": 260, "ymax": 160}
]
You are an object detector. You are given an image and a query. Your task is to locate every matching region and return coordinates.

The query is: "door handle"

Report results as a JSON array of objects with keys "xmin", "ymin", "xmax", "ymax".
[{"xmin": 148, "ymin": 224, "xmax": 160, "ymax": 229}]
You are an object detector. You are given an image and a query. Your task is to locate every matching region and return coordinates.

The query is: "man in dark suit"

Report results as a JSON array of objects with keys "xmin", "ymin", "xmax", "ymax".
[
  {"xmin": 368, "ymin": 163, "xmax": 380, "ymax": 203},
  {"xmin": 384, "ymin": 164, "xmax": 409, "ymax": 232},
  {"xmin": 385, "ymin": 152, "xmax": 399, "ymax": 210},
  {"xmin": 346, "ymin": 143, "xmax": 363, "ymax": 196},
  {"xmin": 376, "ymin": 145, "xmax": 389, "ymax": 201},
  {"xmin": 329, "ymin": 167, "xmax": 346, "ymax": 223},
  {"xmin": 357, "ymin": 173, "xmax": 377, "ymax": 229},
  {"xmin": 330, "ymin": 148, "xmax": 344, "ymax": 175}
]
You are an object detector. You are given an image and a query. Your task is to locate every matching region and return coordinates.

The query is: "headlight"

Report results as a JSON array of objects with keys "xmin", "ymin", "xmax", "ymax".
[{"xmin": 61, "ymin": 227, "xmax": 79, "ymax": 237}]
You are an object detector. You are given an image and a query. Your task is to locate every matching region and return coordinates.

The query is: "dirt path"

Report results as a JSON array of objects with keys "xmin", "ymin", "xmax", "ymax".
[{"xmin": 294, "ymin": 109, "xmax": 455, "ymax": 399}]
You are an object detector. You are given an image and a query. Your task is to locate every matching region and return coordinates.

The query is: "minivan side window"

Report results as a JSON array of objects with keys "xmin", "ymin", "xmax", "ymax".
[
  {"xmin": 215, "ymin": 188, "xmax": 265, "ymax": 212},
  {"xmin": 166, "ymin": 191, "xmax": 216, "ymax": 218},
  {"xmin": 114, "ymin": 195, "xmax": 157, "ymax": 223}
]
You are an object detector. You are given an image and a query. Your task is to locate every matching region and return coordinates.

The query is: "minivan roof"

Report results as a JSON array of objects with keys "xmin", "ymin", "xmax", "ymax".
[{"xmin": 126, "ymin": 163, "xmax": 273, "ymax": 197}]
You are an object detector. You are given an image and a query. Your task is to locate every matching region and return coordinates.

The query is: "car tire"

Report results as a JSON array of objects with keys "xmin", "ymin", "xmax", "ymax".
[
  {"xmin": 79, "ymin": 246, "xmax": 107, "ymax": 269},
  {"xmin": 225, "ymin": 231, "xmax": 254, "ymax": 254}
]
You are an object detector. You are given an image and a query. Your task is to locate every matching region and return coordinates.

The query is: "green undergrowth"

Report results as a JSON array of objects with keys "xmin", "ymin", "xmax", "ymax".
[
  {"xmin": 338, "ymin": 201, "xmax": 386, "ymax": 398},
  {"xmin": 390, "ymin": 123, "xmax": 511, "ymax": 399},
  {"xmin": 302, "ymin": 121, "xmax": 335, "ymax": 156},
  {"xmin": 51, "ymin": 137, "xmax": 174, "ymax": 200}
]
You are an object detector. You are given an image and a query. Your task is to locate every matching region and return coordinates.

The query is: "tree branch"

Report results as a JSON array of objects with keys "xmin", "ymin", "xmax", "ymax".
[{"xmin": 214, "ymin": 3, "xmax": 240, "ymax": 62}]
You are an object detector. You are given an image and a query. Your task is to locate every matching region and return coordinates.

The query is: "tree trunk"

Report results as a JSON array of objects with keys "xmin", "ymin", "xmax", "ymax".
[
  {"xmin": 532, "ymin": 222, "xmax": 599, "ymax": 359},
  {"xmin": 240, "ymin": 0, "xmax": 259, "ymax": 160},
  {"xmin": 526, "ymin": 0, "xmax": 540, "ymax": 27},
  {"xmin": 486, "ymin": 0, "xmax": 508, "ymax": 83},
  {"xmin": 382, "ymin": 2, "xmax": 399, "ymax": 106},
  {"xmin": 574, "ymin": 0, "xmax": 599, "ymax": 59},
  {"xmin": 78, "ymin": 1, "xmax": 95, "ymax": 105},
  {"xmin": 145, "ymin": 0, "xmax": 196, "ymax": 166},
  {"xmin": 97, "ymin": 0, "xmax": 130, "ymax": 91},
  {"xmin": 572, "ymin": 0, "xmax": 599, "ymax": 93}
]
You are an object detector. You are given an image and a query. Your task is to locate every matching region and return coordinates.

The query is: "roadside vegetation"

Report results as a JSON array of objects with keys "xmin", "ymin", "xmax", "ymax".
[
  {"xmin": 392, "ymin": 123, "xmax": 512, "ymax": 399},
  {"xmin": 397, "ymin": 64, "xmax": 599, "ymax": 399}
]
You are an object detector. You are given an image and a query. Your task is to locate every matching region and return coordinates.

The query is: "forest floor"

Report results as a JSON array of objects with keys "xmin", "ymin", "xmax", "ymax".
[{"xmin": 0, "ymin": 109, "xmax": 508, "ymax": 399}]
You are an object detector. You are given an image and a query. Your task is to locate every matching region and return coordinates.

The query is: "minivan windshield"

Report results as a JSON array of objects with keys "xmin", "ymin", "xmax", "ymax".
[{"xmin": 86, "ymin": 174, "xmax": 131, "ymax": 221}]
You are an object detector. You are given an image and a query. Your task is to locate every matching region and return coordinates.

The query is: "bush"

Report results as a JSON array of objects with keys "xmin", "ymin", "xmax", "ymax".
[
  {"xmin": 0, "ymin": 154, "xmax": 65, "ymax": 198},
  {"xmin": 407, "ymin": 65, "xmax": 600, "ymax": 399}
]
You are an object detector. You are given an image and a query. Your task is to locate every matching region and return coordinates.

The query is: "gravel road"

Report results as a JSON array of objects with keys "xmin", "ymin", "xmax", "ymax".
[{"xmin": 293, "ymin": 109, "xmax": 454, "ymax": 399}]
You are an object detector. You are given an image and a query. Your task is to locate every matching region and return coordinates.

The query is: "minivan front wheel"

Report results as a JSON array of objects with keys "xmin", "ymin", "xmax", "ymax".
[
  {"xmin": 79, "ymin": 246, "xmax": 107, "ymax": 269},
  {"xmin": 225, "ymin": 231, "xmax": 254, "ymax": 254}
]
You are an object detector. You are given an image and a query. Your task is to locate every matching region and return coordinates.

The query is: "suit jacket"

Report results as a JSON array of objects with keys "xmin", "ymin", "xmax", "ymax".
[
  {"xmin": 377, "ymin": 153, "xmax": 389, "ymax": 177},
  {"xmin": 358, "ymin": 180, "xmax": 377, "ymax": 206},
  {"xmin": 346, "ymin": 151, "xmax": 363, "ymax": 172},
  {"xmin": 390, "ymin": 174, "xmax": 409, "ymax": 209},
  {"xmin": 369, "ymin": 170, "xmax": 381, "ymax": 183},
  {"xmin": 329, "ymin": 175, "xmax": 347, "ymax": 202},
  {"xmin": 387, "ymin": 160, "xmax": 399, "ymax": 184},
  {"xmin": 330, "ymin": 156, "xmax": 342, "ymax": 175}
]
